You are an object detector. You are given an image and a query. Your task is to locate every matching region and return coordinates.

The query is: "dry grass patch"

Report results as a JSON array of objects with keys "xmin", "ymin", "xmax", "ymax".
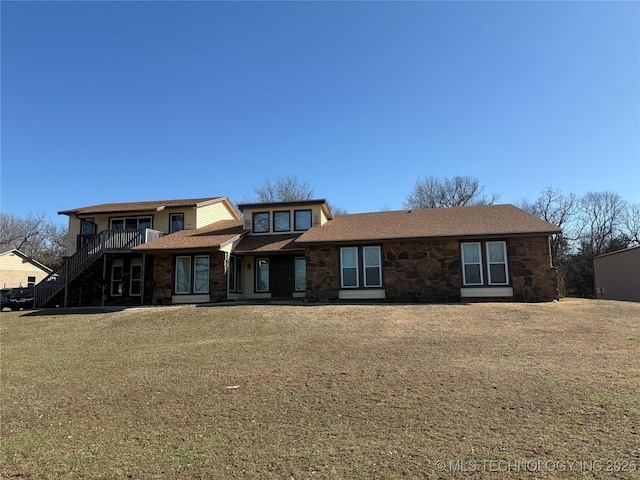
[{"xmin": 1, "ymin": 300, "xmax": 639, "ymax": 479}]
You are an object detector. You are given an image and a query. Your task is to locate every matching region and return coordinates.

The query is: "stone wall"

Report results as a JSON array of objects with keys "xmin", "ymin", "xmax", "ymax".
[
  {"xmin": 151, "ymin": 251, "xmax": 227, "ymax": 305},
  {"xmin": 508, "ymin": 235, "xmax": 558, "ymax": 302},
  {"xmin": 305, "ymin": 236, "xmax": 558, "ymax": 303},
  {"xmin": 151, "ymin": 254, "xmax": 173, "ymax": 305},
  {"xmin": 305, "ymin": 245, "xmax": 341, "ymax": 302},
  {"xmin": 209, "ymin": 251, "xmax": 227, "ymax": 302},
  {"xmin": 383, "ymin": 239, "xmax": 461, "ymax": 303}
]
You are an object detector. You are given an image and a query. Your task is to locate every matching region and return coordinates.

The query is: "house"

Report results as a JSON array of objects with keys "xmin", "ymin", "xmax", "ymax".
[
  {"xmin": 35, "ymin": 197, "xmax": 240, "ymax": 308},
  {"xmin": 35, "ymin": 196, "xmax": 561, "ymax": 307},
  {"xmin": 134, "ymin": 199, "xmax": 332, "ymax": 303},
  {"xmin": 0, "ymin": 249, "xmax": 53, "ymax": 289},
  {"xmin": 593, "ymin": 246, "xmax": 640, "ymax": 302}
]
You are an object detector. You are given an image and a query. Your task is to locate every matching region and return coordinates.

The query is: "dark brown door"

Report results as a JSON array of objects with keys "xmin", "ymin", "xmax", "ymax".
[{"xmin": 270, "ymin": 257, "xmax": 294, "ymax": 297}]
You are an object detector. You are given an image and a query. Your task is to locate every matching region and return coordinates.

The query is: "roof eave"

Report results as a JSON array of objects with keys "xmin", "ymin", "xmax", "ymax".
[{"xmin": 299, "ymin": 230, "xmax": 560, "ymax": 245}]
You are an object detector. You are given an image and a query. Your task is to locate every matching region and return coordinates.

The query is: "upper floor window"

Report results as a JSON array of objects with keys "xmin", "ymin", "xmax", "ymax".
[
  {"xmin": 170, "ymin": 213, "xmax": 184, "ymax": 234},
  {"xmin": 294, "ymin": 210, "xmax": 312, "ymax": 231},
  {"xmin": 111, "ymin": 217, "xmax": 152, "ymax": 230},
  {"xmin": 27, "ymin": 276, "xmax": 36, "ymax": 288},
  {"xmin": 273, "ymin": 211, "xmax": 291, "ymax": 232},
  {"xmin": 253, "ymin": 212, "xmax": 269, "ymax": 233},
  {"xmin": 81, "ymin": 218, "xmax": 97, "ymax": 235}
]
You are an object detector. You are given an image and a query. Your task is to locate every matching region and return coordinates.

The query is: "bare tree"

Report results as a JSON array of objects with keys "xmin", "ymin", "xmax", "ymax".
[
  {"xmin": 404, "ymin": 175, "xmax": 498, "ymax": 209},
  {"xmin": 0, "ymin": 213, "xmax": 67, "ymax": 268},
  {"xmin": 578, "ymin": 191, "xmax": 628, "ymax": 256},
  {"xmin": 622, "ymin": 203, "xmax": 640, "ymax": 246},
  {"xmin": 249, "ymin": 175, "xmax": 347, "ymax": 214},
  {"xmin": 518, "ymin": 187, "xmax": 580, "ymax": 262},
  {"xmin": 253, "ymin": 175, "xmax": 314, "ymax": 202}
]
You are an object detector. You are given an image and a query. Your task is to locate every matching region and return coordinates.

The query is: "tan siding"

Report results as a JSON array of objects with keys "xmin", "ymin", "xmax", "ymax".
[
  {"xmin": 594, "ymin": 247, "xmax": 640, "ymax": 302},
  {"xmin": 195, "ymin": 202, "xmax": 238, "ymax": 229},
  {"xmin": 0, "ymin": 252, "xmax": 51, "ymax": 288},
  {"xmin": 66, "ymin": 216, "xmax": 82, "ymax": 256},
  {"xmin": 239, "ymin": 204, "xmax": 325, "ymax": 234}
]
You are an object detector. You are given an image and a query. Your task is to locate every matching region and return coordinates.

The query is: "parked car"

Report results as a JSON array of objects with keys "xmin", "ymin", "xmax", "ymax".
[{"xmin": 1, "ymin": 287, "xmax": 34, "ymax": 311}]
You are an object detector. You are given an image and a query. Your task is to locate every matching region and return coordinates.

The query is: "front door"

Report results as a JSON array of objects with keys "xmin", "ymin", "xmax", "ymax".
[{"xmin": 270, "ymin": 257, "xmax": 294, "ymax": 297}]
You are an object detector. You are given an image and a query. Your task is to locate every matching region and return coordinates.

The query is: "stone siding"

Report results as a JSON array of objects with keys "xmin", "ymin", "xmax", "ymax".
[
  {"xmin": 508, "ymin": 235, "xmax": 558, "ymax": 302},
  {"xmin": 151, "ymin": 251, "xmax": 227, "ymax": 305},
  {"xmin": 305, "ymin": 236, "xmax": 558, "ymax": 303},
  {"xmin": 383, "ymin": 239, "xmax": 461, "ymax": 303}
]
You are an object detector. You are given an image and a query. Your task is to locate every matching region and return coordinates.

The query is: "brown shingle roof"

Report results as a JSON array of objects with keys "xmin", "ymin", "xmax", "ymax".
[
  {"xmin": 297, "ymin": 204, "xmax": 561, "ymax": 244},
  {"xmin": 134, "ymin": 220, "xmax": 244, "ymax": 253},
  {"xmin": 59, "ymin": 197, "xmax": 230, "ymax": 215},
  {"xmin": 233, "ymin": 234, "xmax": 304, "ymax": 254}
]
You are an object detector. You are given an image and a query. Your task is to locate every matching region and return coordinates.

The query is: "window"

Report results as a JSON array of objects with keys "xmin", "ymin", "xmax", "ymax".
[
  {"xmin": 340, "ymin": 246, "xmax": 382, "ymax": 289},
  {"xmin": 81, "ymin": 218, "xmax": 96, "ymax": 235},
  {"xmin": 130, "ymin": 259, "xmax": 142, "ymax": 296},
  {"xmin": 175, "ymin": 255, "xmax": 210, "ymax": 294},
  {"xmin": 110, "ymin": 217, "xmax": 152, "ymax": 230},
  {"xmin": 111, "ymin": 260, "xmax": 124, "ymax": 296},
  {"xmin": 27, "ymin": 276, "xmax": 36, "ymax": 288},
  {"xmin": 461, "ymin": 241, "xmax": 509, "ymax": 286},
  {"xmin": 461, "ymin": 243, "xmax": 483, "ymax": 285},
  {"xmin": 255, "ymin": 258, "xmax": 269, "ymax": 292},
  {"xmin": 340, "ymin": 247, "xmax": 359, "ymax": 288},
  {"xmin": 170, "ymin": 213, "xmax": 184, "ymax": 234},
  {"xmin": 175, "ymin": 257, "xmax": 192, "ymax": 294},
  {"xmin": 363, "ymin": 246, "xmax": 382, "ymax": 287},
  {"xmin": 295, "ymin": 257, "xmax": 306, "ymax": 291},
  {"xmin": 194, "ymin": 256, "xmax": 210, "ymax": 293},
  {"xmin": 253, "ymin": 212, "xmax": 270, "ymax": 233},
  {"xmin": 487, "ymin": 242, "xmax": 508, "ymax": 285},
  {"xmin": 273, "ymin": 211, "xmax": 291, "ymax": 232},
  {"xmin": 228, "ymin": 255, "xmax": 243, "ymax": 293},
  {"xmin": 294, "ymin": 210, "xmax": 312, "ymax": 231}
]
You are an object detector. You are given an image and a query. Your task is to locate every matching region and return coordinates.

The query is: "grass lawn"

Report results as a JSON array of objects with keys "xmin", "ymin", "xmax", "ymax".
[{"xmin": 1, "ymin": 299, "xmax": 639, "ymax": 479}]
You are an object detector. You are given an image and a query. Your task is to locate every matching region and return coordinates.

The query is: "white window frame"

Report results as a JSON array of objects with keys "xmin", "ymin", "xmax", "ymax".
[
  {"xmin": 130, "ymin": 259, "xmax": 142, "ymax": 296},
  {"xmin": 362, "ymin": 246, "xmax": 382, "ymax": 287},
  {"xmin": 461, "ymin": 242, "xmax": 483, "ymax": 286},
  {"xmin": 340, "ymin": 247, "xmax": 360, "ymax": 288},
  {"xmin": 486, "ymin": 241, "xmax": 509, "ymax": 285},
  {"xmin": 111, "ymin": 259, "xmax": 124, "ymax": 296}
]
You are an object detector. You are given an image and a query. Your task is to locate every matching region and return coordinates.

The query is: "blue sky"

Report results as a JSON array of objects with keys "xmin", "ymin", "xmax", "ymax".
[{"xmin": 2, "ymin": 1, "xmax": 638, "ymax": 226}]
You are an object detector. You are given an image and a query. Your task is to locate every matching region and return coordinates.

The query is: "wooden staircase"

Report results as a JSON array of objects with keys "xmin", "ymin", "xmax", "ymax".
[{"xmin": 34, "ymin": 229, "xmax": 163, "ymax": 308}]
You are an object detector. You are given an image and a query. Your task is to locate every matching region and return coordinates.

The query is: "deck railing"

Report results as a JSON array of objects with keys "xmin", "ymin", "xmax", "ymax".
[{"xmin": 34, "ymin": 228, "xmax": 164, "ymax": 308}]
